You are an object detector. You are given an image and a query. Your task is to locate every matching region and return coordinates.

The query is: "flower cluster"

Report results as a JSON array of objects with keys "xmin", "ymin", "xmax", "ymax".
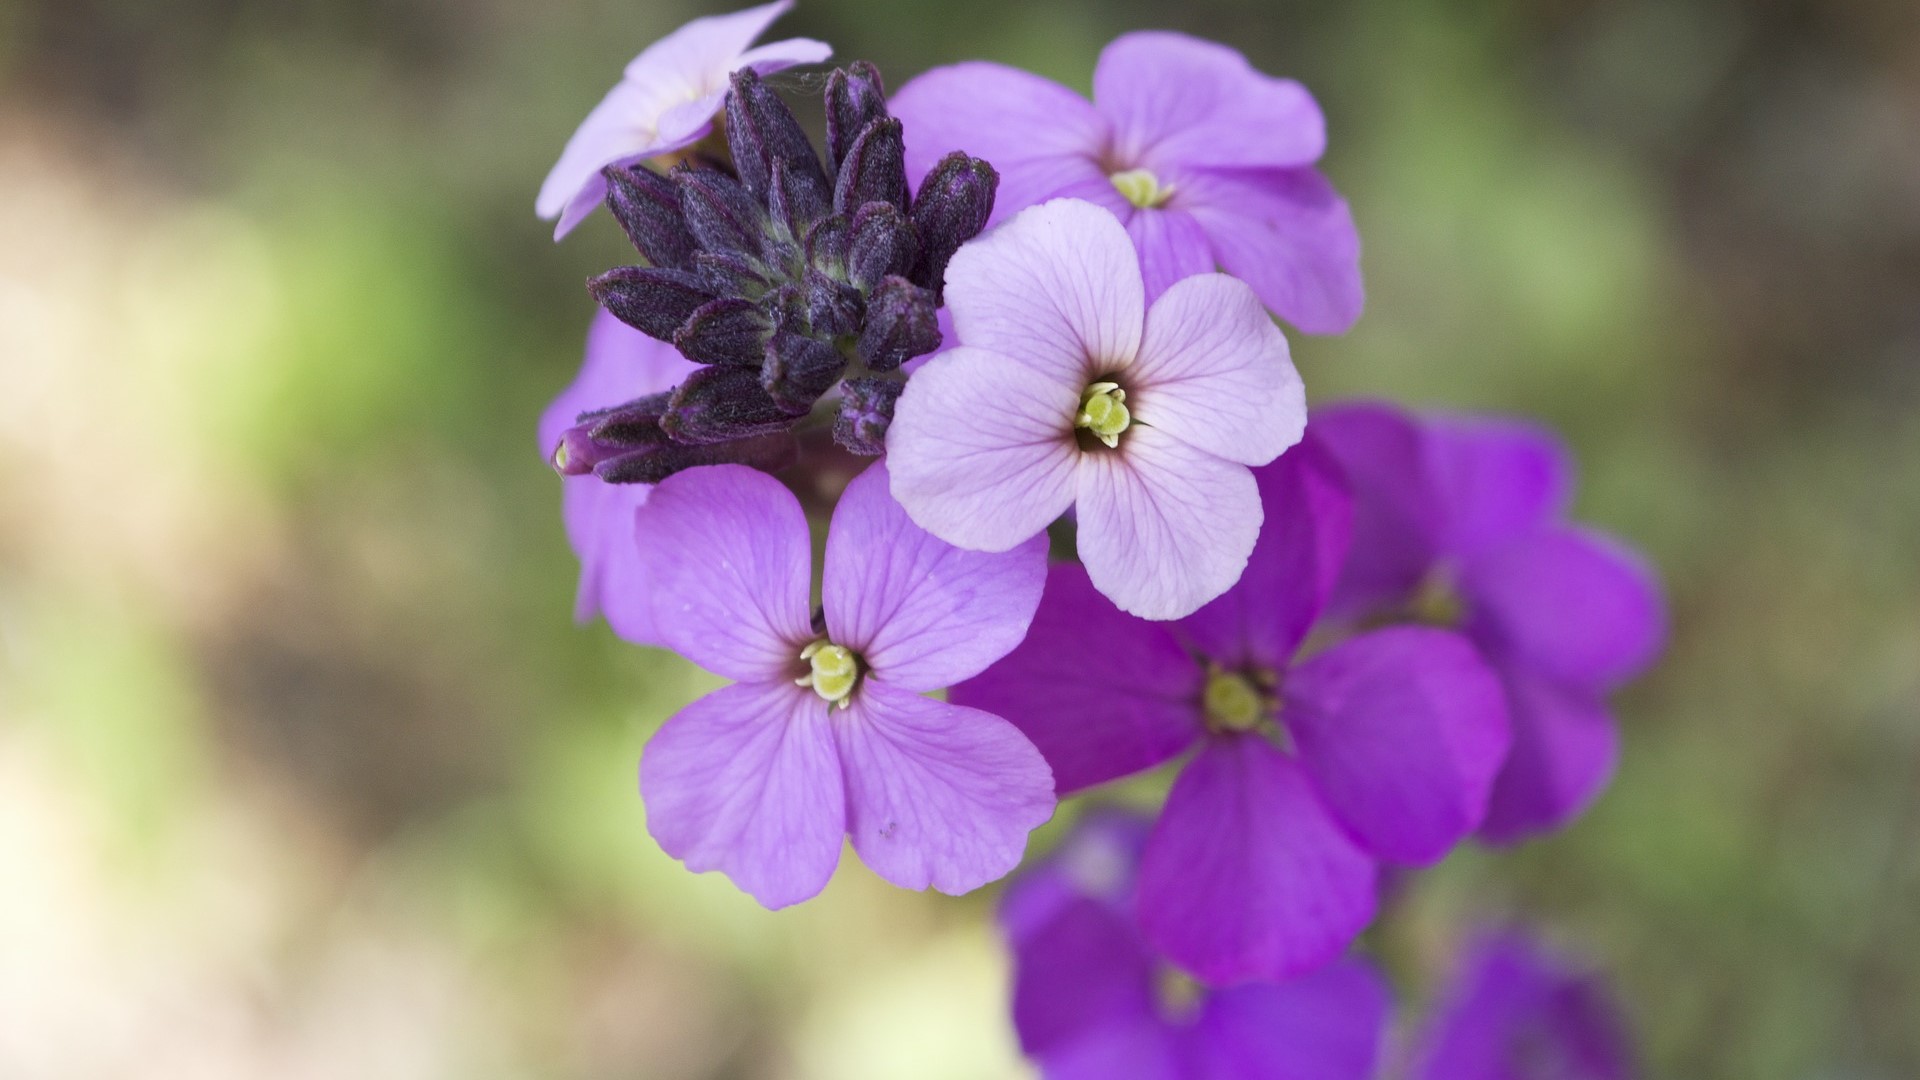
[{"xmin": 532, "ymin": 6, "xmax": 1665, "ymax": 1076}]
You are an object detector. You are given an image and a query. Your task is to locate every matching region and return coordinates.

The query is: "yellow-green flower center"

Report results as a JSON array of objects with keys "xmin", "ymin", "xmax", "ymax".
[
  {"xmin": 1076, "ymin": 381, "xmax": 1131, "ymax": 448},
  {"xmin": 796, "ymin": 640, "xmax": 860, "ymax": 707},
  {"xmin": 1155, "ymin": 966, "xmax": 1205, "ymax": 1021},
  {"xmin": 1110, "ymin": 168, "xmax": 1175, "ymax": 209},
  {"xmin": 1410, "ymin": 571, "xmax": 1466, "ymax": 627},
  {"xmin": 1203, "ymin": 670, "xmax": 1267, "ymax": 732}
]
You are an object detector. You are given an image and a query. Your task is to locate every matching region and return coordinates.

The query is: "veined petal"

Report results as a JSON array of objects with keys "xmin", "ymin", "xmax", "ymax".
[
  {"xmin": 1184, "ymin": 167, "xmax": 1364, "ymax": 335},
  {"xmin": 1193, "ymin": 960, "xmax": 1391, "ymax": 1080},
  {"xmin": 1426, "ymin": 414, "xmax": 1575, "ymax": 559},
  {"xmin": 1479, "ymin": 667, "xmax": 1620, "ymax": 844},
  {"xmin": 1076, "ymin": 425, "xmax": 1262, "ymax": 620},
  {"xmin": 1313, "ymin": 401, "xmax": 1448, "ymax": 619},
  {"xmin": 1461, "ymin": 525, "xmax": 1666, "ymax": 689},
  {"xmin": 1126, "ymin": 208, "xmax": 1216, "ymax": 303},
  {"xmin": 538, "ymin": 79, "xmax": 706, "ymax": 238},
  {"xmin": 633, "ymin": 465, "xmax": 813, "ymax": 681},
  {"xmin": 1094, "ymin": 31, "xmax": 1326, "ymax": 171},
  {"xmin": 639, "ymin": 680, "xmax": 845, "ymax": 909}
]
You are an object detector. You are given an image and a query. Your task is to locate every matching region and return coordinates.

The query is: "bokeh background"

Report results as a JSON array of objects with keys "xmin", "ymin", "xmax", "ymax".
[{"xmin": 3, "ymin": 0, "xmax": 1918, "ymax": 1076}]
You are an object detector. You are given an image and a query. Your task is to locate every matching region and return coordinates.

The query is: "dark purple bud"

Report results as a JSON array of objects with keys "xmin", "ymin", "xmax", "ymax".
[
  {"xmin": 856, "ymin": 276, "xmax": 940, "ymax": 372},
  {"xmin": 761, "ymin": 328, "xmax": 846, "ymax": 413},
  {"xmin": 673, "ymin": 296, "xmax": 773, "ymax": 366},
  {"xmin": 909, "ymin": 152, "xmax": 998, "ymax": 302},
  {"xmin": 804, "ymin": 268, "xmax": 864, "ymax": 337},
  {"xmin": 804, "ymin": 213, "xmax": 849, "ymax": 268},
  {"xmin": 725, "ymin": 69, "xmax": 832, "ymax": 208},
  {"xmin": 549, "ymin": 392, "xmax": 673, "ymax": 475},
  {"xmin": 595, "ymin": 430, "xmax": 800, "ymax": 484},
  {"xmin": 672, "ymin": 163, "xmax": 765, "ymax": 258},
  {"xmin": 833, "ymin": 117, "xmax": 908, "ymax": 216},
  {"xmin": 768, "ymin": 156, "xmax": 831, "ymax": 239},
  {"xmin": 587, "ymin": 265, "xmax": 714, "ymax": 340},
  {"xmin": 833, "ymin": 376, "xmax": 905, "ymax": 455},
  {"xmin": 693, "ymin": 250, "xmax": 770, "ymax": 296},
  {"xmin": 602, "ymin": 164, "xmax": 695, "ymax": 269},
  {"xmin": 845, "ymin": 201, "xmax": 917, "ymax": 291},
  {"xmin": 661, "ymin": 365, "xmax": 804, "ymax": 445},
  {"xmin": 825, "ymin": 62, "xmax": 888, "ymax": 176}
]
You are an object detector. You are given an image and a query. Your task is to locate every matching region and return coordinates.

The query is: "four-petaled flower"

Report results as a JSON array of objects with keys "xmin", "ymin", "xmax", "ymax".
[{"xmin": 1406, "ymin": 931, "xmax": 1634, "ymax": 1080}]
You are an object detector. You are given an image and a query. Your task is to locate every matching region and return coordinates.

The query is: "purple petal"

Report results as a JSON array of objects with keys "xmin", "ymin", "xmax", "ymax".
[
  {"xmin": 538, "ymin": 79, "xmax": 704, "ymax": 239},
  {"xmin": 1193, "ymin": 960, "xmax": 1390, "ymax": 1080},
  {"xmin": 1178, "ymin": 437, "xmax": 1352, "ymax": 671},
  {"xmin": 622, "ymin": 0, "xmax": 807, "ymax": 84},
  {"xmin": 1131, "ymin": 272, "xmax": 1305, "ymax": 467},
  {"xmin": 1001, "ymin": 807, "xmax": 1156, "ymax": 938},
  {"xmin": 943, "ymin": 198, "xmax": 1145, "ymax": 385},
  {"xmin": 886, "ymin": 345, "xmax": 1079, "ymax": 551},
  {"xmin": 953, "ymin": 563, "xmax": 1204, "ymax": 793},
  {"xmin": 631, "ymin": 465, "xmax": 813, "ymax": 681},
  {"xmin": 1461, "ymin": 524, "xmax": 1666, "ymax": 689},
  {"xmin": 1427, "ymin": 414, "xmax": 1575, "ymax": 560},
  {"xmin": 1285, "ymin": 627, "xmax": 1511, "ymax": 865},
  {"xmin": 1184, "ymin": 167, "xmax": 1363, "ymax": 335},
  {"xmin": 1076, "ymin": 425, "xmax": 1263, "ymax": 620},
  {"xmin": 1479, "ymin": 667, "xmax": 1621, "ymax": 844},
  {"xmin": 1010, "ymin": 895, "xmax": 1159, "ymax": 1058},
  {"xmin": 1040, "ymin": 1021, "xmax": 1183, "ymax": 1080},
  {"xmin": 1411, "ymin": 932, "xmax": 1634, "ymax": 1080},
  {"xmin": 1094, "ymin": 31, "xmax": 1326, "ymax": 171},
  {"xmin": 835, "ymin": 685, "xmax": 1054, "ymax": 895},
  {"xmin": 1137, "ymin": 738, "xmax": 1377, "ymax": 983},
  {"xmin": 1126, "ymin": 208, "xmax": 1217, "ymax": 302},
  {"xmin": 639, "ymin": 680, "xmax": 845, "ymax": 909},
  {"xmin": 822, "ymin": 460, "xmax": 1048, "ymax": 690},
  {"xmin": 1313, "ymin": 401, "xmax": 1448, "ymax": 619}
]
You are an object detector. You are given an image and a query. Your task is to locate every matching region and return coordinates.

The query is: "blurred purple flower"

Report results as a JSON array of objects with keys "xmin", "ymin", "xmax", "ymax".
[
  {"xmin": 890, "ymin": 31, "xmax": 1363, "ymax": 333},
  {"xmin": 1002, "ymin": 809, "xmax": 1389, "ymax": 1080},
  {"xmin": 886, "ymin": 198, "xmax": 1305, "ymax": 620},
  {"xmin": 1316, "ymin": 402, "xmax": 1666, "ymax": 843},
  {"xmin": 954, "ymin": 438, "xmax": 1510, "ymax": 981},
  {"xmin": 634, "ymin": 460, "xmax": 1054, "ymax": 908},
  {"xmin": 537, "ymin": 310, "xmax": 699, "ymax": 644},
  {"xmin": 1408, "ymin": 932, "xmax": 1635, "ymax": 1080},
  {"xmin": 535, "ymin": 0, "xmax": 831, "ymax": 239}
]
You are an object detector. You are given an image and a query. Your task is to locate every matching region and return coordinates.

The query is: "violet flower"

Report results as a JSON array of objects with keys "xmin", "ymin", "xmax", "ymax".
[
  {"xmin": 1407, "ymin": 932, "xmax": 1635, "ymax": 1080},
  {"xmin": 890, "ymin": 31, "xmax": 1362, "ymax": 333},
  {"xmin": 953, "ymin": 437, "xmax": 1510, "ymax": 981},
  {"xmin": 1003, "ymin": 809, "xmax": 1390, "ymax": 1080},
  {"xmin": 536, "ymin": 0, "xmax": 831, "ymax": 239},
  {"xmin": 634, "ymin": 460, "xmax": 1054, "ymax": 908},
  {"xmin": 886, "ymin": 198, "xmax": 1306, "ymax": 621},
  {"xmin": 1315, "ymin": 402, "xmax": 1666, "ymax": 842}
]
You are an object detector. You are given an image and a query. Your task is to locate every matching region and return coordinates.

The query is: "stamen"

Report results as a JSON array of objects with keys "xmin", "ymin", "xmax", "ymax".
[
  {"xmin": 1076, "ymin": 381, "xmax": 1131, "ymax": 449},
  {"xmin": 1109, "ymin": 168, "xmax": 1175, "ymax": 209},
  {"xmin": 1203, "ymin": 669, "xmax": 1267, "ymax": 733},
  {"xmin": 798, "ymin": 639, "xmax": 861, "ymax": 707}
]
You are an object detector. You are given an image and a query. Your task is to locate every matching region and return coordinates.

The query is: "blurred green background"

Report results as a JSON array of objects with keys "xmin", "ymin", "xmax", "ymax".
[{"xmin": 2, "ymin": 0, "xmax": 1917, "ymax": 1076}]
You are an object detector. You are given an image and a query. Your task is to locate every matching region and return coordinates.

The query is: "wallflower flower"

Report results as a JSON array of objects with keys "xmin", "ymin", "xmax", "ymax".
[
  {"xmin": 954, "ymin": 438, "xmax": 1509, "ymax": 980},
  {"xmin": 536, "ymin": 0, "xmax": 831, "ymax": 239},
  {"xmin": 1315, "ymin": 402, "xmax": 1665, "ymax": 842},
  {"xmin": 1002, "ymin": 809, "xmax": 1389, "ymax": 1080},
  {"xmin": 1407, "ymin": 932, "xmax": 1635, "ymax": 1080},
  {"xmin": 635, "ymin": 460, "xmax": 1053, "ymax": 907},
  {"xmin": 887, "ymin": 198, "xmax": 1305, "ymax": 620},
  {"xmin": 890, "ymin": 31, "xmax": 1362, "ymax": 333}
]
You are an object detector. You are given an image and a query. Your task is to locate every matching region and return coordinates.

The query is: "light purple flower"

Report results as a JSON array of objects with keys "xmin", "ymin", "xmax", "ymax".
[
  {"xmin": 535, "ymin": 0, "xmax": 831, "ymax": 240},
  {"xmin": 954, "ymin": 436, "xmax": 1510, "ymax": 982},
  {"xmin": 537, "ymin": 309, "xmax": 700, "ymax": 644},
  {"xmin": 634, "ymin": 459, "xmax": 1054, "ymax": 908},
  {"xmin": 1002, "ymin": 809, "xmax": 1389, "ymax": 1080},
  {"xmin": 889, "ymin": 31, "xmax": 1362, "ymax": 333},
  {"xmin": 886, "ymin": 198, "xmax": 1305, "ymax": 620},
  {"xmin": 1315, "ymin": 402, "xmax": 1666, "ymax": 843},
  {"xmin": 1408, "ymin": 931, "xmax": 1635, "ymax": 1080}
]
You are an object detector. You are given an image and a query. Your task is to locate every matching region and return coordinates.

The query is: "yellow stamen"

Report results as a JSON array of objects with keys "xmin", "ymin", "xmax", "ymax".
[
  {"xmin": 1203, "ymin": 670, "xmax": 1266, "ymax": 732},
  {"xmin": 1110, "ymin": 168, "xmax": 1175, "ymax": 209},
  {"xmin": 796, "ymin": 640, "xmax": 860, "ymax": 707},
  {"xmin": 1076, "ymin": 381, "xmax": 1131, "ymax": 448}
]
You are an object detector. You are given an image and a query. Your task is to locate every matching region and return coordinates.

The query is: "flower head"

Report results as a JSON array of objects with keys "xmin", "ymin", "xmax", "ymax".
[
  {"xmin": 954, "ymin": 438, "xmax": 1511, "ymax": 981},
  {"xmin": 536, "ymin": 0, "xmax": 831, "ymax": 239},
  {"xmin": 634, "ymin": 459, "xmax": 1054, "ymax": 908},
  {"xmin": 1408, "ymin": 932, "xmax": 1635, "ymax": 1080},
  {"xmin": 890, "ymin": 31, "xmax": 1362, "ymax": 333},
  {"xmin": 886, "ymin": 198, "xmax": 1306, "ymax": 620},
  {"xmin": 1316, "ymin": 402, "xmax": 1666, "ymax": 842}
]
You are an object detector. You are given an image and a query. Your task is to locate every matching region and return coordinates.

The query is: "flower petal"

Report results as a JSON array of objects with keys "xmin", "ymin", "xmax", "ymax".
[
  {"xmin": 1130, "ymin": 272, "xmax": 1305, "ymax": 467},
  {"xmin": 1076, "ymin": 425, "xmax": 1262, "ymax": 620},
  {"xmin": 1284, "ymin": 627, "xmax": 1511, "ymax": 865},
  {"xmin": 1126, "ymin": 208, "xmax": 1216, "ymax": 303},
  {"xmin": 539, "ymin": 79, "xmax": 707, "ymax": 239},
  {"xmin": 639, "ymin": 680, "xmax": 845, "ymax": 909},
  {"xmin": 1478, "ymin": 667, "xmax": 1620, "ymax": 844},
  {"xmin": 1426, "ymin": 414, "xmax": 1574, "ymax": 560},
  {"xmin": 623, "ymin": 0, "xmax": 804, "ymax": 85},
  {"xmin": 1184, "ymin": 167, "xmax": 1364, "ymax": 335},
  {"xmin": 886, "ymin": 345, "xmax": 1079, "ymax": 552},
  {"xmin": 943, "ymin": 198, "xmax": 1145, "ymax": 382},
  {"xmin": 1010, "ymin": 895, "xmax": 1159, "ymax": 1058},
  {"xmin": 1313, "ymin": 401, "xmax": 1447, "ymax": 619},
  {"xmin": 1040, "ymin": 1021, "xmax": 1183, "ymax": 1080},
  {"xmin": 1194, "ymin": 960, "xmax": 1391, "ymax": 1080},
  {"xmin": 823, "ymin": 460, "xmax": 1048, "ymax": 690},
  {"xmin": 1409, "ymin": 933, "xmax": 1634, "ymax": 1080},
  {"xmin": 1094, "ymin": 31, "xmax": 1326, "ymax": 170},
  {"xmin": 632, "ymin": 464, "xmax": 813, "ymax": 681},
  {"xmin": 1137, "ymin": 738, "xmax": 1377, "ymax": 983},
  {"xmin": 953, "ymin": 563, "xmax": 1204, "ymax": 793},
  {"xmin": 1461, "ymin": 525, "xmax": 1666, "ymax": 689},
  {"xmin": 835, "ymin": 685, "xmax": 1055, "ymax": 895}
]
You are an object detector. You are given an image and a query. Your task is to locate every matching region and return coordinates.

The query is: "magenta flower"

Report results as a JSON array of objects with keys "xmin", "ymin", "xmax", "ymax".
[
  {"xmin": 537, "ymin": 310, "xmax": 699, "ymax": 644},
  {"xmin": 634, "ymin": 460, "xmax": 1054, "ymax": 908},
  {"xmin": 954, "ymin": 437, "xmax": 1510, "ymax": 981},
  {"xmin": 889, "ymin": 31, "xmax": 1362, "ymax": 333},
  {"xmin": 1315, "ymin": 402, "xmax": 1666, "ymax": 843},
  {"xmin": 1407, "ymin": 932, "xmax": 1634, "ymax": 1080},
  {"xmin": 535, "ymin": 0, "xmax": 831, "ymax": 240},
  {"xmin": 1002, "ymin": 809, "xmax": 1390, "ymax": 1080},
  {"xmin": 886, "ymin": 198, "xmax": 1305, "ymax": 620}
]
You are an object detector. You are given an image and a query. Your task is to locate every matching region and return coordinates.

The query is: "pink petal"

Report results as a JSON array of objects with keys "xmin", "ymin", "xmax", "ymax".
[
  {"xmin": 943, "ymin": 199, "xmax": 1145, "ymax": 384},
  {"xmin": 1076, "ymin": 425, "xmax": 1263, "ymax": 620},
  {"xmin": 1479, "ymin": 667, "xmax": 1620, "ymax": 844},
  {"xmin": 632, "ymin": 465, "xmax": 813, "ymax": 681},
  {"xmin": 1130, "ymin": 272, "xmax": 1306, "ymax": 467},
  {"xmin": 952, "ymin": 562, "xmax": 1205, "ymax": 793},
  {"xmin": 1137, "ymin": 738, "xmax": 1377, "ymax": 983},
  {"xmin": 1184, "ymin": 168, "xmax": 1364, "ymax": 335},
  {"xmin": 1461, "ymin": 525, "xmax": 1666, "ymax": 689},
  {"xmin": 886, "ymin": 345, "xmax": 1079, "ymax": 552},
  {"xmin": 1426, "ymin": 414, "xmax": 1574, "ymax": 560},
  {"xmin": 1125, "ymin": 208, "xmax": 1216, "ymax": 303},
  {"xmin": 639, "ymin": 680, "xmax": 845, "ymax": 909},
  {"xmin": 1094, "ymin": 31, "xmax": 1325, "ymax": 171},
  {"xmin": 1284, "ymin": 628, "xmax": 1512, "ymax": 865},
  {"xmin": 836, "ymin": 685, "xmax": 1055, "ymax": 895},
  {"xmin": 823, "ymin": 461, "xmax": 1048, "ymax": 691}
]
